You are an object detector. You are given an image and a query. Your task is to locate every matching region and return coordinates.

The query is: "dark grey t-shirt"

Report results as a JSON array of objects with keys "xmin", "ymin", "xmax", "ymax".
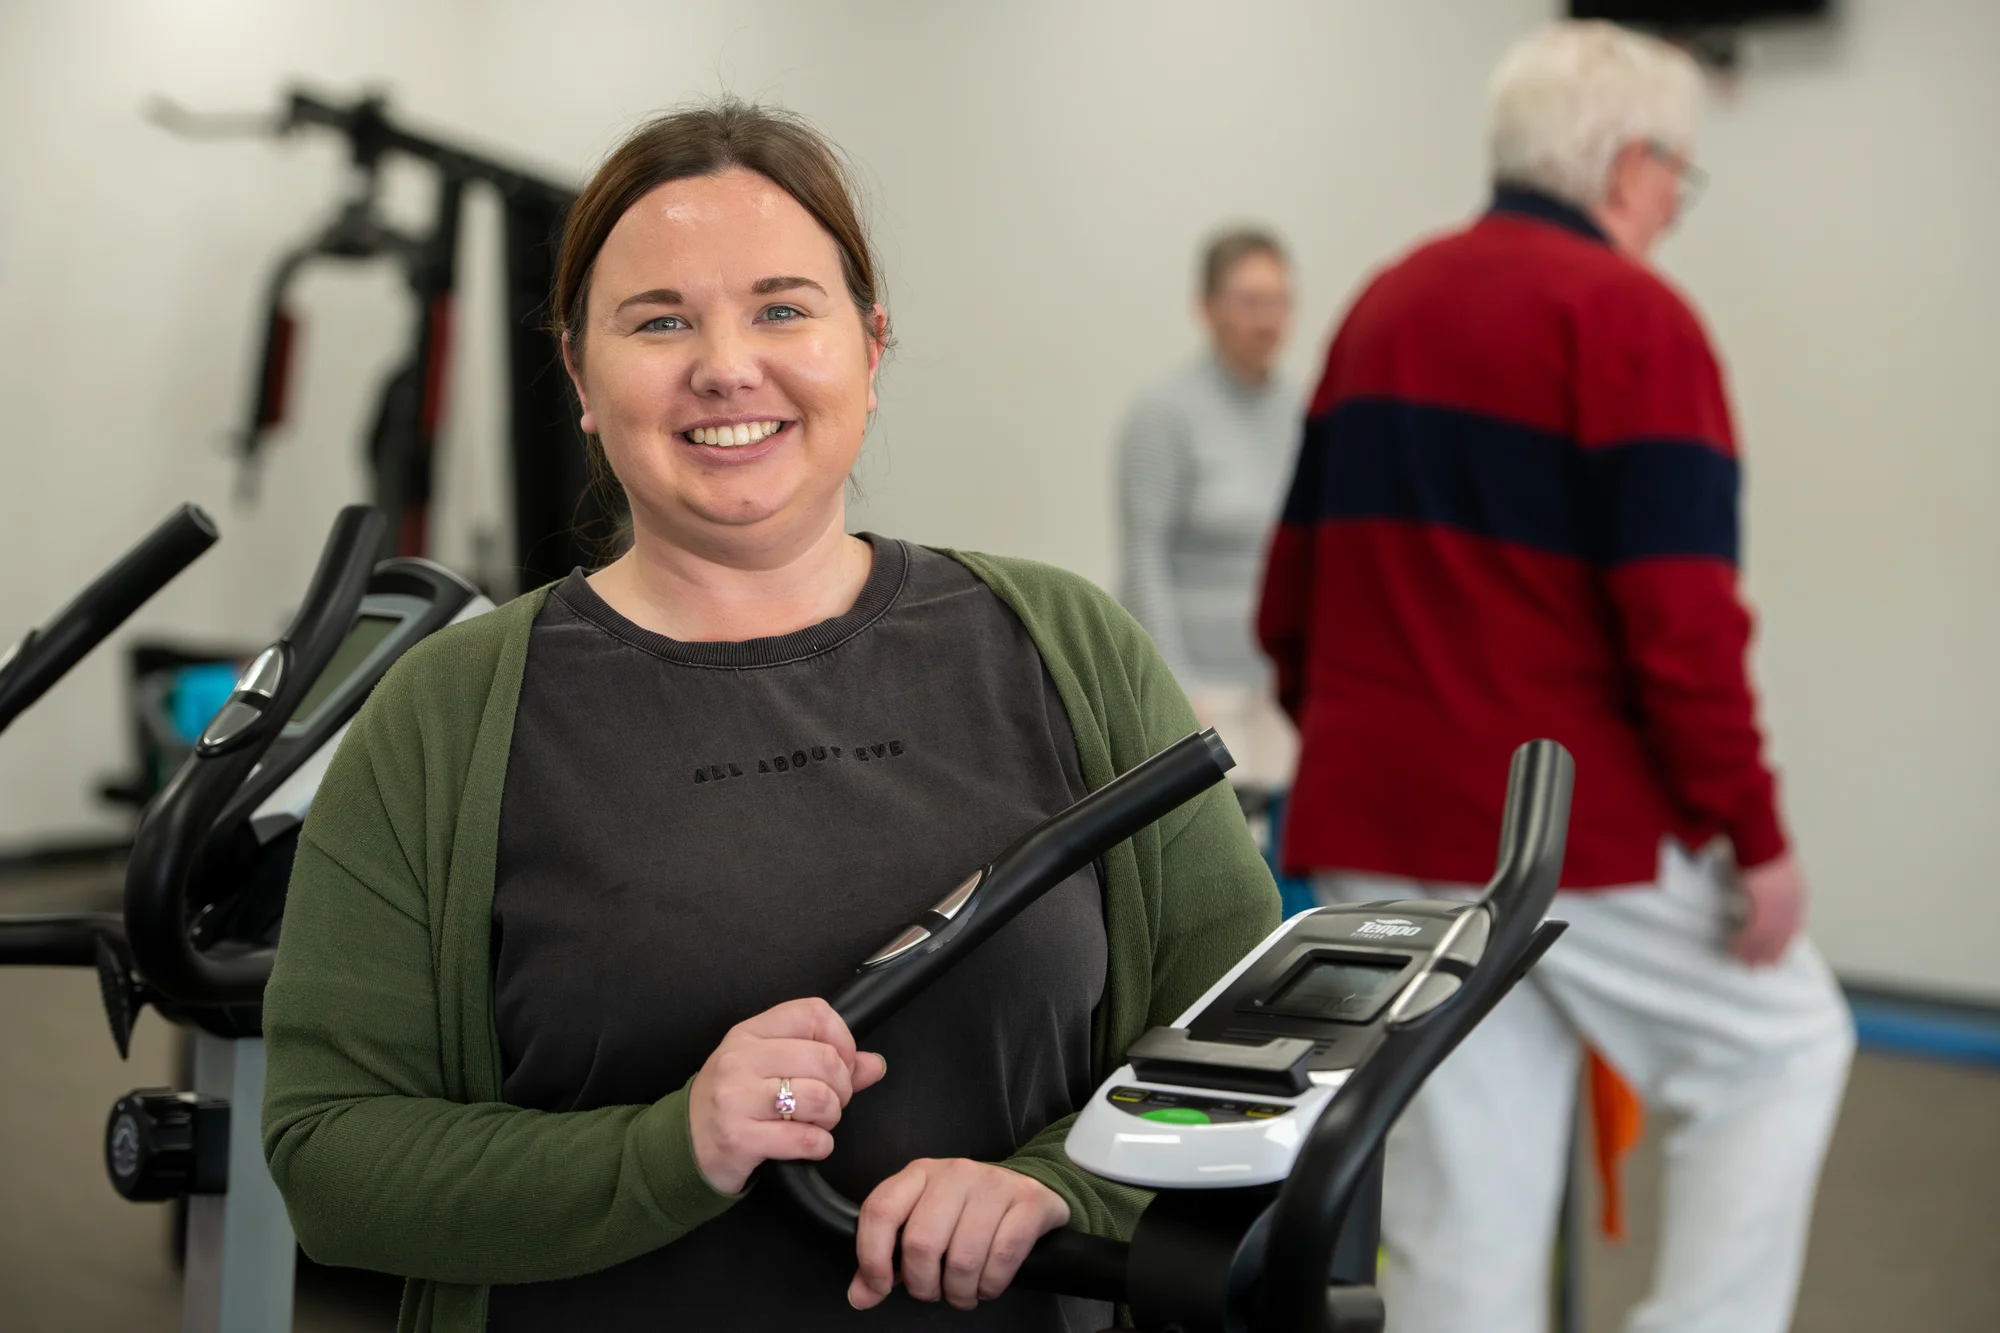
[{"xmin": 487, "ymin": 537, "xmax": 1111, "ymax": 1332}]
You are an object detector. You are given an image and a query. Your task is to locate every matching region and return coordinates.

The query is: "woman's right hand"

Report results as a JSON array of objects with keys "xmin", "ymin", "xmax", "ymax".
[{"xmin": 686, "ymin": 997, "xmax": 888, "ymax": 1195}]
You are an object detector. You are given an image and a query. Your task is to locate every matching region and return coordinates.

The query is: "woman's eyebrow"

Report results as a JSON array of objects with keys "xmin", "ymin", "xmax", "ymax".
[
  {"xmin": 613, "ymin": 277, "xmax": 824, "ymax": 314},
  {"xmin": 614, "ymin": 288, "xmax": 682, "ymax": 314},
  {"xmin": 751, "ymin": 276, "xmax": 827, "ymax": 296}
]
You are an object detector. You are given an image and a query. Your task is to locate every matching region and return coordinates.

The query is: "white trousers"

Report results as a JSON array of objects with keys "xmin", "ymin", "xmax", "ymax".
[{"xmin": 1315, "ymin": 843, "xmax": 1855, "ymax": 1333}]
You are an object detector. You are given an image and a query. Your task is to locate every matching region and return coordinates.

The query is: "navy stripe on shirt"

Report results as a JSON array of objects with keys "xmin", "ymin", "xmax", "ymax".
[{"xmin": 1282, "ymin": 399, "xmax": 1739, "ymax": 566}]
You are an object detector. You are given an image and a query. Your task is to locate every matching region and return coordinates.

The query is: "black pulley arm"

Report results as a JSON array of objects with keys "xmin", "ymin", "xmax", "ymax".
[
  {"xmin": 1252, "ymin": 739, "xmax": 1574, "ymax": 1333},
  {"xmin": 769, "ymin": 729, "xmax": 1237, "ymax": 1268},
  {"xmin": 122, "ymin": 505, "xmax": 387, "ymax": 1007},
  {"xmin": 0, "ymin": 504, "xmax": 218, "ymax": 735}
]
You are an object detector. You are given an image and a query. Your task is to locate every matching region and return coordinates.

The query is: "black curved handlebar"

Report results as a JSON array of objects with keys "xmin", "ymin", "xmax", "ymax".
[
  {"xmin": 1253, "ymin": 739, "xmax": 1573, "ymax": 1331},
  {"xmin": 0, "ymin": 504, "xmax": 218, "ymax": 735},
  {"xmin": 771, "ymin": 729, "xmax": 1236, "ymax": 1239},
  {"xmin": 122, "ymin": 505, "xmax": 385, "ymax": 1007}
]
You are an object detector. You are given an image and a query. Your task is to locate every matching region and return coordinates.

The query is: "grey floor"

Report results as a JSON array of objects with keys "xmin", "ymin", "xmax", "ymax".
[{"xmin": 1, "ymin": 869, "xmax": 1995, "ymax": 1330}]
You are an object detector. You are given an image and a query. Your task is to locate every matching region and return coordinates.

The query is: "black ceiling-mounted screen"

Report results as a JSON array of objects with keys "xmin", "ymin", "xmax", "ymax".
[{"xmin": 1570, "ymin": 0, "xmax": 1828, "ymax": 20}]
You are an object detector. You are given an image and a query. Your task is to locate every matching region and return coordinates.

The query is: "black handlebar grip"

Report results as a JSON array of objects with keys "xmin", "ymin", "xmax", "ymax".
[
  {"xmin": 271, "ymin": 506, "xmax": 389, "ymax": 709},
  {"xmin": 122, "ymin": 505, "xmax": 385, "ymax": 1008},
  {"xmin": 1255, "ymin": 739, "xmax": 1573, "ymax": 1332},
  {"xmin": 771, "ymin": 730, "xmax": 1236, "ymax": 1261},
  {"xmin": 828, "ymin": 729, "xmax": 1234, "ymax": 1038},
  {"xmin": 1477, "ymin": 739, "xmax": 1574, "ymax": 967},
  {"xmin": 0, "ymin": 504, "xmax": 218, "ymax": 735}
]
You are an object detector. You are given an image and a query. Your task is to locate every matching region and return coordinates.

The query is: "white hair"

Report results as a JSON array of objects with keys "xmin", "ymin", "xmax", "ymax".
[{"xmin": 1489, "ymin": 22, "xmax": 1703, "ymax": 210}]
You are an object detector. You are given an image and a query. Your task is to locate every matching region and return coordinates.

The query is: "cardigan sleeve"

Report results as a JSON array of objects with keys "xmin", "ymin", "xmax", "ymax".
[
  {"xmin": 997, "ymin": 575, "xmax": 1282, "ymax": 1237},
  {"xmin": 261, "ymin": 650, "xmax": 739, "ymax": 1284}
]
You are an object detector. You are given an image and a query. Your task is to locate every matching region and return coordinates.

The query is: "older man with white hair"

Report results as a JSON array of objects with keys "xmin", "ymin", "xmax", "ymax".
[{"xmin": 1258, "ymin": 22, "xmax": 1853, "ymax": 1333}]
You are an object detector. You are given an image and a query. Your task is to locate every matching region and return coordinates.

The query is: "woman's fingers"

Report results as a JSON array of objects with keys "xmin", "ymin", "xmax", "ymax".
[
  {"xmin": 941, "ymin": 1184, "xmax": 1013, "ymax": 1309},
  {"xmin": 706, "ymin": 1079, "xmax": 840, "ymax": 1156},
  {"xmin": 730, "ymin": 1000, "xmax": 884, "ymax": 1092},
  {"xmin": 690, "ymin": 999, "xmax": 889, "ymax": 1197},
  {"xmin": 739, "ymin": 997, "xmax": 859, "ymax": 1064},
  {"xmin": 712, "ymin": 1037, "xmax": 855, "ymax": 1103},
  {"xmin": 854, "ymin": 1050, "xmax": 889, "ymax": 1093},
  {"xmin": 850, "ymin": 1163, "xmax": 930, "ymax": 1309},
  {"xmin": 848, "ymin": 1162, "xmax": 1072, "ymax": 1309},
  {"xmin": 896, "ymin": 1164, "xmax": 972, "ymax": 1304},
  {"xmin": 978, "ymin": 1195, "xmax": 1065, "ymax": 1301},
  {"xmin": 736, "ymin": 1076, "xmax": 843, "ymax": 1130}
]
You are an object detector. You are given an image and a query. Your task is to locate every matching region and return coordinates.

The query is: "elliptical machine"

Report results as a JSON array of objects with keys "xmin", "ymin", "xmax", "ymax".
[
  {"xmin": 0, "ymin": 504, "xmax": 489, "ymax": 1333},
  {"xmin": 767, "ymin": 733, "xmax": 1574, "ymax": 1331}
]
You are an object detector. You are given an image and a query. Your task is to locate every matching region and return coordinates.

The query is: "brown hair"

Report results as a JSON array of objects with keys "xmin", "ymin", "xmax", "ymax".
[
  {"xmin": 553, "ymin": 98, "xmax": 887, "ymax": 360},
  {"xmin": 1200, "ymin": 227, "xmax": 1287, "ymax": 299}
]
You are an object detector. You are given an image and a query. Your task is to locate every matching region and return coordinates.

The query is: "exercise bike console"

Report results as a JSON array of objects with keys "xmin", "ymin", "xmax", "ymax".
[{"xmin": 1068, "ymin": 896, "xmax": 1502, "ymax": 1189}]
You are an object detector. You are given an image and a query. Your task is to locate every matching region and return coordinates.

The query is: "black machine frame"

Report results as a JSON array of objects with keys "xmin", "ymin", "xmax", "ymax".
[{"xmin": 152, "ymin": 88, "xmax": 614, "ymax": 590}]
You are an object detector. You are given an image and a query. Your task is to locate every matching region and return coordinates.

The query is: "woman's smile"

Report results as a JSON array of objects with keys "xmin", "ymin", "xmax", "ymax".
[{"xmin": 675, "ymin": 417, "xmax": 798, "ymax": 464}]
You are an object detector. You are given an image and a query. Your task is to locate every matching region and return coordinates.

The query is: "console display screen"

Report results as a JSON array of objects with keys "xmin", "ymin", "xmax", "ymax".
[
  {"xmin": 288, "ymin": 614, "xmax": 400, "ymax": 724},
  {"xmin": 1265, "ymin": 957, "xmax": 1407, "ymax": 1021}
]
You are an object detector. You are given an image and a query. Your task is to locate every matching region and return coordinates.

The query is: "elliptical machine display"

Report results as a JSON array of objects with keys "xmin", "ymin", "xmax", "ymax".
[{"xmin": 1066, "ymin": 895, "xmax": 1505, "ymax": 1189}]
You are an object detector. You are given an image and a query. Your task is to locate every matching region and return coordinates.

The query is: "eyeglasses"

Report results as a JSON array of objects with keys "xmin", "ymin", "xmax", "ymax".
[{"xmin": 1646, "ymin": 140, "xmax": 1710, "ymax": 212}]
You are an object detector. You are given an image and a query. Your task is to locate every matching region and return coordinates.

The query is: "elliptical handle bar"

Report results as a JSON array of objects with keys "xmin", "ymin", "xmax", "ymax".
[
  {"xmin": 123, "ymin": 505, "xmax": 386, "ymax": 1007},
  {"xmin": 0, "ymin": 504, "xmax": 218, "ymax": 737},
  {"xmin": 770, "ymin": 729, "xmax": 1236, "ymax": 1247},
  {"xmin": 1254, "ymin": 739, "xmax": 1574, "ymax": 1332}
]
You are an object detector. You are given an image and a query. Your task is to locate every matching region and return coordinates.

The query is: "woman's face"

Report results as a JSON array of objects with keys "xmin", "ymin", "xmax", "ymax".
[{"xmin": 569, "ymin": 167, "xmax": 883, "ymax": 552}]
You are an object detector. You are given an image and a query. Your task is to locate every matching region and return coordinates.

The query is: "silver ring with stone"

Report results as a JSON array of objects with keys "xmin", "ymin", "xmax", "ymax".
[{"xmin": 776, "ymin": 1078, "xmax": 796, "ymax": 1121}]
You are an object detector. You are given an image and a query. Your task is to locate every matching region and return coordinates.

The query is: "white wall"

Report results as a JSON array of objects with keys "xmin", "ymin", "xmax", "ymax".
[
  {"xmin": 1665, "ymin": 2, "xmax": 2000, "ymax": 1000},
  {"xmin": 0, "ymin": 0, "xmax": 496, "ymax": 831},
  {"xmin": 0, "ymin": 0, "xmax": 1993, "ymax": 1000}
]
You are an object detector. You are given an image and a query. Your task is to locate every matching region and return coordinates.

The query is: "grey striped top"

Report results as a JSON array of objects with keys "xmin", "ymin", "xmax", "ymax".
[{"xmin": 1115, "ymin": 351, "xmax": 1301, "ymax": 690}]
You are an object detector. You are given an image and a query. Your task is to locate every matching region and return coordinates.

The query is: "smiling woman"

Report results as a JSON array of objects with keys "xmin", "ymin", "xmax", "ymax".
[
  {"xmin": 258, "ymin": 98, "xmax": 1280, "ymax": 1333},
  {"xmin": 547, "ymin": 102, "xmax": 893, "ymax": 640}
]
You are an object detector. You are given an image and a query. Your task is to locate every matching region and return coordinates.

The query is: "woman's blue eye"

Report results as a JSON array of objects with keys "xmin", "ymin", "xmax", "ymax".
[
  {"xmin": 761, "ymin": 304, "xmax": 806, "ymax": 323},
  {"xmin": 639, "ymin": 314, "xmax": 689, "ymax": 332}
]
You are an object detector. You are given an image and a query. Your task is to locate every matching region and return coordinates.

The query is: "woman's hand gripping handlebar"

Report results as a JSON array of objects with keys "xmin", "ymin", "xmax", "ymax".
[{"xmin": 767, "ymin": 730, "xmax": 1235, "ymax": 1291}]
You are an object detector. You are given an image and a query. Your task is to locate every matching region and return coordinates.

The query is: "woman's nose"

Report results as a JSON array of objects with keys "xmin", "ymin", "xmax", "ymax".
[{"xmin": 689, "ymin": 325, "xmax": 762, "ymax": 397}]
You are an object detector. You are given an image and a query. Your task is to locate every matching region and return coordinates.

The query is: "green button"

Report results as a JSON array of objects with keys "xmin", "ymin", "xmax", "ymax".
[{"xmin": 1139, "ymin": 1107, "xmax": 1212, "ymax": 1125}]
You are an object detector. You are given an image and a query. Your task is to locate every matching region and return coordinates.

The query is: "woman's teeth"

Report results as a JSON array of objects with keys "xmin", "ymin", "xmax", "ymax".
[{"xmin": 685, "ymin": 421, "xmax": 784, "ymax": 447}]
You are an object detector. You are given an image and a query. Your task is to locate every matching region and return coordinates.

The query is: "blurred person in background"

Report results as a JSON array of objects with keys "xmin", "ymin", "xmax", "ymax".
[
  {"xmin": 1258, "ymin": 22, "xmax": 1853, "ymax": 1333},
  {"xmin": 1117, "ymin": 229, "xmax": 1300, "ymax": 790}
]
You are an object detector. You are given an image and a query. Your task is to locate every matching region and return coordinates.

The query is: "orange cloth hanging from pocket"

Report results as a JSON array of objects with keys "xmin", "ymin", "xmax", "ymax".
[{"xmin": 1587, "ymin": 1049, "xmax": 1644, "ymax": 1241}]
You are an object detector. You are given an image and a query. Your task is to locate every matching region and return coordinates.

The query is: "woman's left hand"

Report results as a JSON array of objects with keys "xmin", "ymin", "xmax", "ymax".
[{"xmin": 848, "ymin": 1158, "xmax": 1070, "ymax": 1311}]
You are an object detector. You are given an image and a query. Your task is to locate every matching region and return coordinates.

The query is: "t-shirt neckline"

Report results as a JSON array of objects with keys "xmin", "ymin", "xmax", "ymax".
[{"xmin": 551, "ymin": 533, "xmax": 910, "ymax": 669}]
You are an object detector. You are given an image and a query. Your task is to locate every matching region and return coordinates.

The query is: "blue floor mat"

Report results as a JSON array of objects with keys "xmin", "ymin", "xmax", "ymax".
[{"xmin": 1846, "ymin": 991, "xmax": 2000, "ymax": 1068}]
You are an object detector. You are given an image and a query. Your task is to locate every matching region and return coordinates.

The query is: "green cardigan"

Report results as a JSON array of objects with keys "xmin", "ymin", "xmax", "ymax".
[{"xmin": 261, "ymin": 550, "xmax": 1280, "ymax": 1333}]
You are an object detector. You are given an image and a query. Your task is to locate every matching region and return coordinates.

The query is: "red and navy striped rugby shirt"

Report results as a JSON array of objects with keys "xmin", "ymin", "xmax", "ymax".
[{"xmin": 1257, "ymin": 189, "xmax": 1786, "ymax": 889}]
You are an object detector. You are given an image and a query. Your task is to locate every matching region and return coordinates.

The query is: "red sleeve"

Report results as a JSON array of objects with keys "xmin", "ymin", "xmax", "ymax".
[
  {"xmin": 1578, "ymin": 279, "xmax": 1788, "ymax": 867},
  {"xmin": 1257, "ymin": 520, "xmax": 1313, "ymax": 722},
  {"xmin": 1259, "ymin": 333, "xmax": 1344, "ymax": 722}
]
